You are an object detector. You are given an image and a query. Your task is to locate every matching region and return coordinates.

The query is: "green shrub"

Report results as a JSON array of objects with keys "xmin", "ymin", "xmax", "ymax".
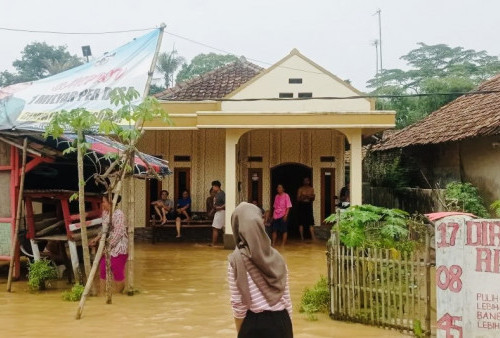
[
  {"xmin": 490, "ymin": 200, "xmax": 500, "ymax": 217},
  {"xmin": 325, "ymin": 204, "xmax": 418, "ymax": 250},
  {"xmin": 62, "ymin": 283, "xmax": 85, "ymax": 301},
  {"xmin": 444, "ymin": 182, "xmax": 489, "ymax": 217},
  {"xmin": 299, "ymin": 276, "xmax": 330, "ymax": 320},
  {"xmin": 27, "ymin": 259, "xmax": 58, "ymax": 290}
]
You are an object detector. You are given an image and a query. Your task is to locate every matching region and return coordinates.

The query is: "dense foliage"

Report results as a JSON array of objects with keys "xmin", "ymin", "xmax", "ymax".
[
  {"xmin": 299, "ymin": 276, "xmax": 329, "ymax": 320},
  {"xmin": 368, "ymin": 43, "xmax": 500, "ymax": 128},
  {"xmin": 1, "ymin": 42, "xmax": 82, "ymax": 86},
  {"xmin": 27, "ymin": 259, "xmax": 58, "ymax": 290},
  {"xmin": 175, "ymin": 53, "xmax": 239, "ymax": 84},
  {"xmin": 325, "ymin": 204, "xmax": 422, "ymax": 251},
  {"xmin": 444, "ymin": 181, "xmax": 489, "ymax": 217},
  {"xmin": 62, "ymin": 283, "xmax": 85, "ymax": 301},
  {"xmin": 490, "ymin": 200, "xmax": 500, "ymax": 217}
]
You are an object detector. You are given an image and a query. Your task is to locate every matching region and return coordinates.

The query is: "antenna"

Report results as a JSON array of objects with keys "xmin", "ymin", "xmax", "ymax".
[
  {"xmin": 373, "ymin": 9, "xmax": 383, "ymax": 71},
  {"xmin": 372, "ymin": 40, "xmax": 379, "ymax": 75}
]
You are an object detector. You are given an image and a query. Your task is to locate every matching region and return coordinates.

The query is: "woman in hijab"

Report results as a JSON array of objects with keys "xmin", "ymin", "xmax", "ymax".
[{"xmin": 228, "ymin": 202, "xmax": 293, "ymax": 338}]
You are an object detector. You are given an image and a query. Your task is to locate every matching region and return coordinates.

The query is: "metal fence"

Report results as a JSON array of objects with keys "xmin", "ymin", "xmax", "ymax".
[{"xmin": 327, "ymin": 232, "xmax": 432, "ymax": 336}]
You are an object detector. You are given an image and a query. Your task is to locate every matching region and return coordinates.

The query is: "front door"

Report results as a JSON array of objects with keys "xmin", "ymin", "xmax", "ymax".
[
  {"xmin": 320, "ymin": 168, "xmax": 336, "ymax": 222},
  {"xmin": 270, "ymin": 163, "xmax": 312, "ymax": 239}
]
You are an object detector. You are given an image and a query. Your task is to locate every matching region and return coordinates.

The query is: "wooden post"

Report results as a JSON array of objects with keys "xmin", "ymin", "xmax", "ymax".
[
  {"xmin": 126, "ymin": 155, "xmax": 135, "ymax": 295},
  {"xmin": 76, "ymin": 223, "xmax": 108, "ymax": 319},
  {"xmin": 6, "ymin": 138, "xmax": 28, "ymax": 292},
  {"xmin": 424, "ymin": 234, "xmax": 431, "ymax": 337}
]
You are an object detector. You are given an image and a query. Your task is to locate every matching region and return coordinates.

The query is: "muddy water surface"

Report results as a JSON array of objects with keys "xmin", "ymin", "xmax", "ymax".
[{"xmin": 0, "ymin": 241, "xmax": 405, "ymax": 337}]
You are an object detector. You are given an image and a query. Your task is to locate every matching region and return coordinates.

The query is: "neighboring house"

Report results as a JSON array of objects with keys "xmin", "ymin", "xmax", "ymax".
[
  {"xmin": 134, "ymin": 49, "xmax": 395, "ymax": 247},
  {"xmin": 373, "ymin": 74, "xmax": 500, "ymax": 206}
]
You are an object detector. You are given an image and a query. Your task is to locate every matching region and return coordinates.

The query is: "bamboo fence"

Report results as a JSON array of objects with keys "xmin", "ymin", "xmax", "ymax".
[{"xmin": 327, "ymin": 232, "xmax": 432, "ymax": 336}]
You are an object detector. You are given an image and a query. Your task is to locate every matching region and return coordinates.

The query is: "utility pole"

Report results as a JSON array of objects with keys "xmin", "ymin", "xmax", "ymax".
[
  {"xmin": 374, "ymin": 9, "xmax": 383, "ymax": 72},
  {"xmin": 372, "ymin": 39, "xmax": 379, "ymax": 75}
]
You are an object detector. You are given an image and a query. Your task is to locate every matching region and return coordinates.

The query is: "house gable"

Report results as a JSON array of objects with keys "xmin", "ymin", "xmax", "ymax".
[{"xmin": 222, "ymin": 49, "xmax": 372, "ymax": 112}]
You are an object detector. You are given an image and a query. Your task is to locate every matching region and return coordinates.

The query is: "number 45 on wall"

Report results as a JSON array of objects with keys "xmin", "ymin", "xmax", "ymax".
[{"xmin": 437, "ymin": 313, "xmax": 462, "ymax": 338}]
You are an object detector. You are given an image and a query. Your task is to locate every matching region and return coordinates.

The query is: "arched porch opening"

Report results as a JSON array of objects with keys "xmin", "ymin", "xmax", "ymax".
[{"xmin": 270, "ymin": 162, "xmax": 312, "ymax": 239}]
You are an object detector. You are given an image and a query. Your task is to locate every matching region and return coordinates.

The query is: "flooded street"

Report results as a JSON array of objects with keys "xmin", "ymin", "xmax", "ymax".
[{"xmin": 0, "ymin": 241, "xmax": 405, "ymax": 337}]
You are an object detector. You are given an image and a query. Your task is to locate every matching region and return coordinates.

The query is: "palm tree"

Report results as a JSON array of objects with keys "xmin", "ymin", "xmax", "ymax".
[
  {"xmin": 42, "ymin": 58, "xmax": 82, "ymax": 76},
  {"xmin": 156, "ymin": 49, "xmax": 185, "ymax": 88}
]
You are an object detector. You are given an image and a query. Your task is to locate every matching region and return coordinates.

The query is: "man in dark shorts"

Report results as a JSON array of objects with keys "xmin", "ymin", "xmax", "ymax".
[{"xmin": 296, "ymin": 177, "xmax": 316, "ymax": 241}]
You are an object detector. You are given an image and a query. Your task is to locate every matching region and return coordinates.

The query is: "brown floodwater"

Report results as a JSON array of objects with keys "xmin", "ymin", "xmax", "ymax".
[{"xmin": 0, "ymin": 241, "xmax": 406, "ymax": 337}]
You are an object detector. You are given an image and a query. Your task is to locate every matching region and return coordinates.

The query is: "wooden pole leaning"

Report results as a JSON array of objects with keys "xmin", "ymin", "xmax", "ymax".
[
  {"xmin": 7, "ymin": 138, "xmax": 28, "ymax": 292},
  {"xmin": 76, "ymin": 223, "xmax": 109, "ymax": 319}
]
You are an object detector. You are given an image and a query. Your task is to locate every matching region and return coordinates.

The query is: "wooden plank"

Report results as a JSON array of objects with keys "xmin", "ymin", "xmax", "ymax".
[
  {"xmin": 373, "ymin": 248, "xmax": 378, "ymax": 325},
  {"xmin": 368, "ymin": 248, "xmax": 374, "ymax": 324},
  {"xmin": 398, "ymin": 250, "xmax": 404, "ymax": 327},
  {"xmin": 410, "ymin": 251, "xmax": 415, "ymax": 329}
]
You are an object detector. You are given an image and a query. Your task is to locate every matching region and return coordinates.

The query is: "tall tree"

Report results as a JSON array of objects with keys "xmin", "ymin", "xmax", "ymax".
[
  {"xmin": 368, "ymin": 43, "xmax": 500, "ymax": 128},
  {"xmin": 12, "ymin": 42, "xmax": 82, "ymax": 82},
  {"xmin": 156, "ymin": 49, "xmax": 185, "ymax": 88},
  {"xmin": 176, "ymin": 53, "xmax": 239, "ymax": 84}
]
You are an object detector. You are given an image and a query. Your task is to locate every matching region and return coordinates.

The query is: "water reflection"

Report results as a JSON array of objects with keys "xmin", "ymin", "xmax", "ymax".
[{"xmin": 0, "ymin": 241, "xmax": 405, "ymax": 337}]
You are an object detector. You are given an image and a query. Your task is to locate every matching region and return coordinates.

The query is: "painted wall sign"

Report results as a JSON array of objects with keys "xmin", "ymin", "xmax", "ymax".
[{"xmin": 435, "ymin": 215, "xmax": 500, "ymax": 337}]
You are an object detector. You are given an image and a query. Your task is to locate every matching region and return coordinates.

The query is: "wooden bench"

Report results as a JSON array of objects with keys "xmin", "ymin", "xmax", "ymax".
[{"xmin": 150, "ymin": 212, "xmax": 212, "ymax": 244}]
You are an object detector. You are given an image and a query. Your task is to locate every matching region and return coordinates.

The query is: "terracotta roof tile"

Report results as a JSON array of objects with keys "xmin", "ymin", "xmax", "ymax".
[
  {"xmin": 375, "ymin": 74, "xmax": 500, "ymax": 150},
  {"xmin": 154, "ymin": 60, "xmax": 264, "ymax": 100}
]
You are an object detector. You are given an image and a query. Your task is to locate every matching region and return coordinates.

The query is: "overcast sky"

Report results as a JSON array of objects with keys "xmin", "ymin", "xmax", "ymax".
[{"xmin": 1, "ymin": 0, "xmax": 499, "ymax": 91}]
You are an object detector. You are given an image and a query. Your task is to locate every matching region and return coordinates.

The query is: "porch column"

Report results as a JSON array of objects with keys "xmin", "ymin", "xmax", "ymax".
[
  {"xmin": 349, "ymin": 129, "xmax": 363, "ymax": 206},
  {"xmin": 224, "ymin": 129, "xmax": 249, "ymax": 249}
]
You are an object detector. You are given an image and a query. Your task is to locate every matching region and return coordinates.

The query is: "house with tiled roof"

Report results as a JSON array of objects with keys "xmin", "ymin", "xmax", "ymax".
[
  {"xmin": 374, "ymin": 74, "xmax": 500, "ymax": 205},
  {"xmin": 135, "ymin": 49, "xmax": 395, "ymax": 247}
]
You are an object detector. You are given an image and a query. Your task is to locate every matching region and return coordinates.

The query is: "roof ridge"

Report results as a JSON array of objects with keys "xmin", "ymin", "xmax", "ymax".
[{"xmin": 154, "ymin": 59, "xmax": 263, "ymax": 99}]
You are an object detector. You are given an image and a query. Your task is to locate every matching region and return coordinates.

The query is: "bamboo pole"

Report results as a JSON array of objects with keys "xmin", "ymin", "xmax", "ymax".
[
  {"xmin": 336, "ymin": 234, "xmax": 342, "ymax": 315},
  {"xmin": 409, "ymin": 251, "xmax": 415, "ymax": 328},
  {"xmin": 374, "ymin": 248, "xmax": 380, "ymax": 325},
  {"xmin": 350, "ymin": 247, "xmax": 355, "ymax": 316},
  {"xmin": 368, "ymin": 248, "xmax": 374, "ymax": 323},
  {"xmin": 398, "ymin": 252, "xmax": 403, "ymax": 326},
  {"xmin": 380, "ymin": 249, "xmax": 385, "ymax": 325},
  {"xmin": 361, "ymin": 250, "xmax": 369, "ymax": 320},
  {"xmin": 424, "ymin": 234, "xmax": 431, "ymax": 337},
  {"xmin": 77, "ymin": 129, "xmax": 92, "ymax": 282},
  {"xmin": 355, "ymin": 248, "xmax": 361, "ymax": 318},
  {"xmin": 6, "ymin": 138, "xmax": 28, "ymax": 292},
  {"xmin": 76, "ymin": 167, "xmax": 127, "ymax": 318},
  {"xmin": 76, "ymin": 223, "xmax": 108, "ymax": 319},
  {"xmin": 126, "ymin": 156, "xmax": 135, "ymax": 295}
]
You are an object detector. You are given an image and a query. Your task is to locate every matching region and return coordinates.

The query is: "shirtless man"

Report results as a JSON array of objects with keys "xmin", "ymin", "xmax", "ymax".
[{"xmin": 296, "ymin": 177, "xmax": 316, "ymax": 241}]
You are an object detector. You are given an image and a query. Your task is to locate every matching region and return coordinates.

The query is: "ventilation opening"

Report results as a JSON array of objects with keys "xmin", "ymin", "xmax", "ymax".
[
  {"xmin": 289, "ymin": 78, "xmax": 302, "ymax": 84},
  {"xmin": 279, "ymin": 93, "xmax": 293, "ymax": 98},
  {"xmin": 174, "ymin": 155, "xmax": 191, "ymax": 162},
  {"xmin": 298, "ymin": 92, "xmax": 312, "ymax": 98}
]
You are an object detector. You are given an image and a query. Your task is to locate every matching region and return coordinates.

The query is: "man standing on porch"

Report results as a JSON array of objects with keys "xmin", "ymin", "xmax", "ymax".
[
  {"xmin": 211, "ymin": 180, "xmax": 225, "ymax": 246},
  {"xmin": 297, "ymin": 177, "xmax": 316, "ymax": 241}
]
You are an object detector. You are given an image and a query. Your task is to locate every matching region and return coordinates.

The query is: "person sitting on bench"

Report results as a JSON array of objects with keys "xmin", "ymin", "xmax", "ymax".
[
  {"xmin": 174, "ymin": 190, "xmax": 192, "ymax": 238},
  {"xmin": 151, "ymin": 190, "xmax": 175, "ymax": 225}
]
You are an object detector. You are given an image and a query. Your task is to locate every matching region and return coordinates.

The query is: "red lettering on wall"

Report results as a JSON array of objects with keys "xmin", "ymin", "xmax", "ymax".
[
  {"xmin": 476, "ymin": 248, "xmax": 493, "ymax": 272},
  {"xmin": 438, "ymin": 222, "xmax": 460, "ymax": 248},
  {"xmin": 466, "ymin": 221, "xmax": 482, "ymax": 246},
  {"xmin": 437, "ymin": 313, "xmax": 463, "ymax": 338},
  {"xmin": 437, "ymin": 265, "xmax": 463, "ymax": 293}
]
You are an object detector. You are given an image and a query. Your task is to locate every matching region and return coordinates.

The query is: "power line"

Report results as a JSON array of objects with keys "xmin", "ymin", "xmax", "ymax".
[
  {"xmin": 160, "ymin": 89, "xmax": 500, "ymax": 102},
  {"xmin": 0, "ymin": 26, "xmax": 156, "ymax": 35},
  {"xmin": 0, "ymin": 25, "xmax": 325, "ymax": 75}
]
